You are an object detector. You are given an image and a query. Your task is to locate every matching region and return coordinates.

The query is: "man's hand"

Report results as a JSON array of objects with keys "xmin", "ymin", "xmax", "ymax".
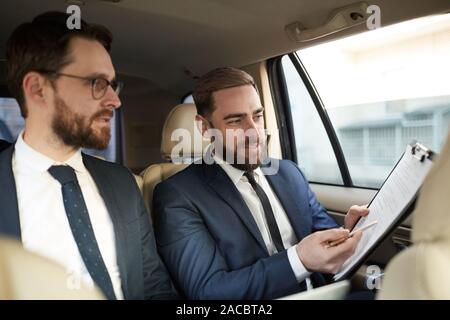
[
  {"xmin": 296, "ymin": 228, "xmax": 362, "ymax": 274},
  {"xmin": 344, "ymin": 205, "xmax": 369, "ymax": 230}
]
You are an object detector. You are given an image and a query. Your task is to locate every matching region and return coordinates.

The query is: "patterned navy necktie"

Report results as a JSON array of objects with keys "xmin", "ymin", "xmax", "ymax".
[{"xmin": 48, "ymin": 165, "xmax": 116, "ymax": 300}]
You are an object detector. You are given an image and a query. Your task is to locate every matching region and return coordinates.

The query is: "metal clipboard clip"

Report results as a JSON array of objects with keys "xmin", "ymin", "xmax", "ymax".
[{"xmin": 410, "ymin": 141, "xmax": 434, "ymax": 162}]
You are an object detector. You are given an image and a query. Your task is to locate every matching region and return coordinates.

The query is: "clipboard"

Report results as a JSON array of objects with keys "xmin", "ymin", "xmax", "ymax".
[
  {"xmin": 333, "ymin": 140, "xmax": 435, "ymax": 281},
  {"xmin": 364, "ymin": 141, "xmax": 434, "ymax": 209}
]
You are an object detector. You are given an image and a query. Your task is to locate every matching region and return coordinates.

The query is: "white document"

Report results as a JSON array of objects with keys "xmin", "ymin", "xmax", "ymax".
[{"xmin": 334, "ymin": 143, "xmax": 434, "ymax": 281}]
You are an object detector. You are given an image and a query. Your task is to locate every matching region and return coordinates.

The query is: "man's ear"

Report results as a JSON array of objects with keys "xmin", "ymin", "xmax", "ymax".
[
  {"xmin": 22, "ymin": 72, "xmax": 49, "ymax": 108},
  {"xmin": 195, "ymin": 114, "xmax": 212, "ymax": 138}
]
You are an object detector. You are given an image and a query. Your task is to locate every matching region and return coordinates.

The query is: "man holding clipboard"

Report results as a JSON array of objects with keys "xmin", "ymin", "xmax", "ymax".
[{"xmin": 153, "ymin": 67, "xmax": 372, "ymax": 299}]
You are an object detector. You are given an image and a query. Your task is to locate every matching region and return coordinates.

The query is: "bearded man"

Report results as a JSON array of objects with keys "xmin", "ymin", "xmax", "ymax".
[
  {"xmin": 0, "ymin": 11, "xmax": 177, "ymax": 300},
  {"xmin": 153, "ymin": 67, "xmax": 370, "ymax": 299}
]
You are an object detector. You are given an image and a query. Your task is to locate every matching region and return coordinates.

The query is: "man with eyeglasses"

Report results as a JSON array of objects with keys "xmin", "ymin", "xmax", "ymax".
[{"xmin": 0, "ymin": 11, "xmax": 177, "ymax": 300}]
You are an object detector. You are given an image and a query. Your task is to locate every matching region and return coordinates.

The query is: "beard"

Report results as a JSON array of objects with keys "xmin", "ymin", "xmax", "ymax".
[
  {"xmin": 212, "ymin": 130, "xmax": 267, "ymax": 172},
  {"xmin": 229, "ymin": 160, "xmax": 261, "ymax": 172},
  {"xmin": 51, "ymin": 94, "xmax": 112, "ymax": 150},
  {"xmin": 222, "ymin": 141, "xmax": 262, "ymax": 172}
]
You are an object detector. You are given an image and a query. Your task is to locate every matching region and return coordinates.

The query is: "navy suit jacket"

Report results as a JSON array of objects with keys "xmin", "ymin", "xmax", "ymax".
[
  {"xmin": 0, "ymin": 145, "xmax": 177, "ymax": 300},
  {"xmin": 0, "ymin": 139, "xmax": 11, "ymax": 153},
  {"xmin": 153, "ymin": 159, "xmax": 338, "ymax": 299}
]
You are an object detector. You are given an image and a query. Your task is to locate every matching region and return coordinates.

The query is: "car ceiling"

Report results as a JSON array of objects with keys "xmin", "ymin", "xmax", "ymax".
[{"xmin": 0, "ymin": 0, "xmax": 449, "ymax": 97}]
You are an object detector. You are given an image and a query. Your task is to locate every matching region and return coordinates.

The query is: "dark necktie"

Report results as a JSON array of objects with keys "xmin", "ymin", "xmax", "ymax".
[
  {"xmin": 48, "ymin": 165, "xmax": 116, "ymax": 300},
  {"xmin": 244, "ymin": 171, "xmax": 285, "ymax": 253}
]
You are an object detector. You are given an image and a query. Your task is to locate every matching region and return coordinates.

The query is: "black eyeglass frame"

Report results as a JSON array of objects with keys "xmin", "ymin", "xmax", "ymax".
[{"xmin": 38, "ymin": 70, "xmax": 123, "ymax": 100}]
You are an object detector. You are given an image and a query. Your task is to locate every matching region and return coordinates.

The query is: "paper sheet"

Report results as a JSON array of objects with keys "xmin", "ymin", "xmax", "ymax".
[{"xmin": 334, "ymin": 143, "xmax": 434, "ymax": 281}]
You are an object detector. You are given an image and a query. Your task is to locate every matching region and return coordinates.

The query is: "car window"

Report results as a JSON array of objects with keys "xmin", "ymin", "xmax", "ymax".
[
  {"xmin": 0, "ymin": 97, "xmax": 118, "ymax": 162},
  {"xmin": 0, "ymin": 98, "xmax": 24, "ymax": 142},
  {"xmin": 283, "ymin": 14, "xmax": 450, "ymax": 188},
  {"xmin": 281, "ymin": 57, "xmax": 344, "ymax": 185},
  {"xmin": 182, "ymin": 94, "xmax": 194, "ymax": 104}
]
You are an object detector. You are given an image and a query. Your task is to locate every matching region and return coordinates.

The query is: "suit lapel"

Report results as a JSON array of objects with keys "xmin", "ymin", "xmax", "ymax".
[
  {"xmin": 0, "ymin": 145, "xmax": 21, "ymax": 240},
  {"xmin": 82, "ymin": 154, "xmax": 130, "ymax": 299},
  {"xmin": 262, "ymin": 163, "xmax": 310, "ymax": 241},
  {"xmin": 203, "ymin": 162, "xmax": 268, "ymax": 254}
]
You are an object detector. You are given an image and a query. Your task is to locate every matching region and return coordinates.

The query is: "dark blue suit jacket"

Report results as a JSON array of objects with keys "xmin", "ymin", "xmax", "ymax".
[
  {"xmin": 153, "ymin": 159, "xmax": 338, "ymax": 299},
  {"xmin": 0, "ymin": 139, "xmax": 11, "ymax": 153},
  {"xmin": 0, "ymin": 145, "xmax": 177, "ymax": 300}
]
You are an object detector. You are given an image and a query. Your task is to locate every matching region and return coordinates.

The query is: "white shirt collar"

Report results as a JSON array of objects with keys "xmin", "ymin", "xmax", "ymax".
[
  {"xmin": 213, "ymin": 154, "xmax": 263, "ymax": 186},
  {"xmin": 14, "ymin": 131, "xmax": 86, "ymax": 174}
]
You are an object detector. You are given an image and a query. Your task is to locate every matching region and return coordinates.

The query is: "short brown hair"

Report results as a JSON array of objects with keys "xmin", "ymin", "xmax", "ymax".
[
  {"xmin": 6, "ymin": 11, "xmax": 113, "ymax": 117},
  {"xmin": 193, "ymin": 67, "xmax": 258, "ymax": 118}
]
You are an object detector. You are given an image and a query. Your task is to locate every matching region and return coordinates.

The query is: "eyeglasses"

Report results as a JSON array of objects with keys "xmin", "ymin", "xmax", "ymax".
[{"xmin": 39, "ymin": 70, "xmax": 123, "ymax": 100}]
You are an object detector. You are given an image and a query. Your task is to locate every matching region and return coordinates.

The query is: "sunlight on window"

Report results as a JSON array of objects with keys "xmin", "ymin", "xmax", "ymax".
[
  {"xmin": 291, "ymin": 14, "xmax": 450, "ymax": 188},
  {"xmin": 299, "ymin": 14, "xmax": 450, "ymax": 108}
]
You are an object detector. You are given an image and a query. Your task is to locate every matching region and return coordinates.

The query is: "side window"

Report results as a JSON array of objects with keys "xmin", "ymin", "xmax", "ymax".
[
  {"xmin": 0, "ymin": 97, "xmax": 119, "ymax": 162},
  {"xmin": 280, "ymin": 14, "xmax": 450, "ymax": 188},
  {"xmin": 0, "ymin": 98, "xmax": 24, "ymax": 142},
  {"xmin": 182, "ymin": 94, "xmax": 194, "ymax": 104},
  {"xmin": 281, "ymin": 56, "xmax": 343, "ymax": 185}
]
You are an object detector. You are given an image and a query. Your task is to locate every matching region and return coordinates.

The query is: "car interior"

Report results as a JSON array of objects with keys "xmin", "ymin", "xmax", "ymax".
[{"xmin": 0, "ymin": 0, "xmax": 449, "ymax": 300}]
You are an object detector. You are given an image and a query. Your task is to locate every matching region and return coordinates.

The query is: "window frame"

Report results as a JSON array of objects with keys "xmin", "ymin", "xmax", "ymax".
[
  {"xmin": 267, "ymin": 58, "xmax": 298, "ymax": 163},
  {"xmin": 114, "ymin": 107, "xmax": 125, "ymax": 165},
  {"xmin": 269, "ymin": 53, "xmax": 356, "ymax": 188}
]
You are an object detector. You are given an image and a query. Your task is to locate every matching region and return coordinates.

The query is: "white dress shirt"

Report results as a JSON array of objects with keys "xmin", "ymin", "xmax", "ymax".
[
  {"xmin": 214, "ymin": 156, "xmax": 312, "ymax": 288},
  {"xmin": 12, "ymin": 132, "xmax": 124, "ymax": 299}
]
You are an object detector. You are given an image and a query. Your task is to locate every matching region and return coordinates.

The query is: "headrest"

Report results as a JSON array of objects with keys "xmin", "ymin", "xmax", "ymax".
[
  {"xmin": 412, "ymin": 130, "xmax": 450, "ymax": 242},
  {"xmin": 161, "ymin": 103, "xmax": 209, "ymax": 161}
]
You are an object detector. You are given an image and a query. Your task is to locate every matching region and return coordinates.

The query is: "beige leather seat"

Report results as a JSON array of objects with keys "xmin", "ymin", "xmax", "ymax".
[
  {"xmin": 378, "ymin": 131, "xmax": 450, "ymax": 299},
  {"xmin": 141, "ymin": 103, "xmax": 209, "ymax": 216},
  {"xmin": 134, "ymin": 174, "xmax": 144, "ymax": 193},
  {"xmin": 0, "ymin": 237, "xmax": 104, "ymax": 299}
]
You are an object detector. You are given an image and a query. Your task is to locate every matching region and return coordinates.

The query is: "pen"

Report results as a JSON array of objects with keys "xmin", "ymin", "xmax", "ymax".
[{"xmin": 326, "ymin": 220, "xmax": 378, "ymax": 248}]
